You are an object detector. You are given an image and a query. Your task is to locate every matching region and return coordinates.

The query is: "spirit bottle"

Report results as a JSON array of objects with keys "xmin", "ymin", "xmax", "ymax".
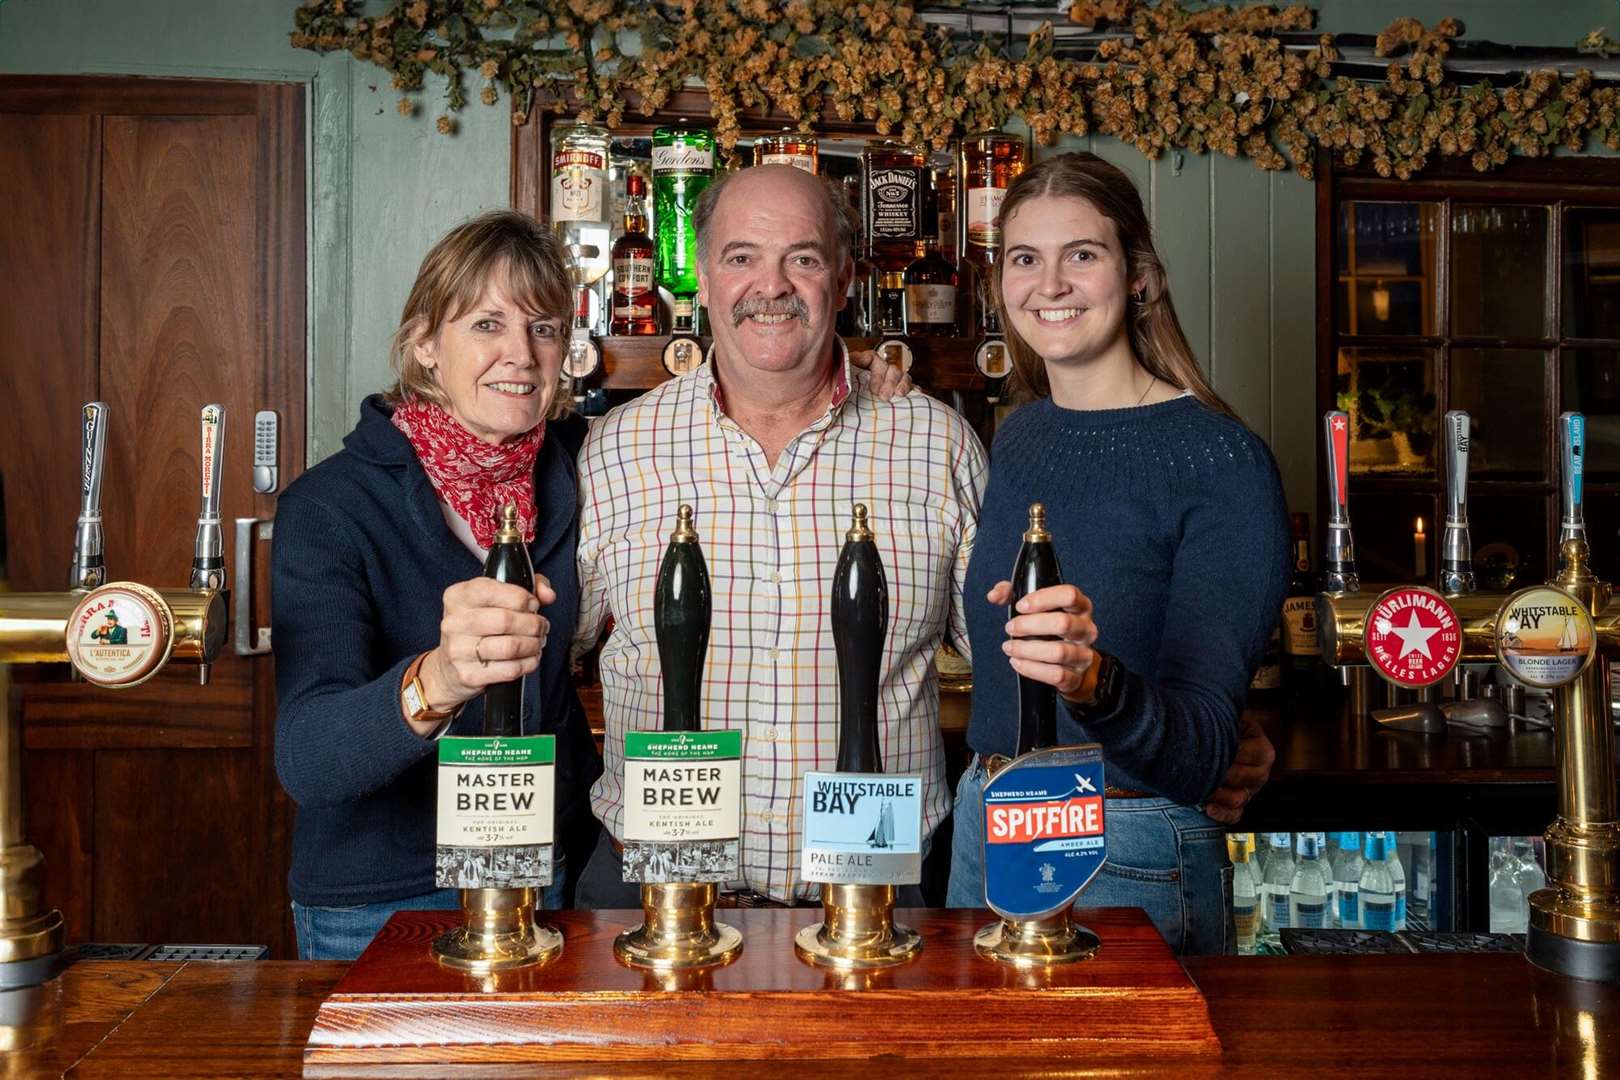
[
  {"xmin": 862, "ymin": 141, "xmax": 927, "ymax": 338},
  {"xmin": 610, "ymin": 171, "xmax": 658, "ymax": 335},
  {"xmin": 653, "ymin": 124, "xmax": 715, "ymax": 335},
  {"xmin": 930, "ymin": 146, "xmax": 958, "ymax": 267},
  {"xmin": 754, "ymin": 129, "xmax": 818, "ymax": 174},
  {"xmin": 481, "ymin": 504, "xmax": 534, "ymax": 738},
  {"xmin": 550, "ymin": 121, "xmax": 612, "ymax": 328},
  {"xmin": 1281, "ymin": 512, "xmax": 1323, "ymax": 692},
  {"xmin": 960, "ymin": 132, "xmax": 1026, "ymax": 332},
  {"xmin": 1010, "ymin": 503, "xmax": 1062, "ymax": 755},
  {"xmin": 902, "ymin": 228, "xmax": 957, "ymax": 337}
]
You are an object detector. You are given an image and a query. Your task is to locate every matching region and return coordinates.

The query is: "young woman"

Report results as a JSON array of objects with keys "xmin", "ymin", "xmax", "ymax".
[{"xmin": 945, "ymin": 153, "xmax": 1290, "ymax": 954}]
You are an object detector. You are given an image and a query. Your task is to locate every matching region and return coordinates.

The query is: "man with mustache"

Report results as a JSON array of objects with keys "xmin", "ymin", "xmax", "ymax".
[{"xmin": 572, "ymin": 165, "xmax": 984, "ymax": 906}]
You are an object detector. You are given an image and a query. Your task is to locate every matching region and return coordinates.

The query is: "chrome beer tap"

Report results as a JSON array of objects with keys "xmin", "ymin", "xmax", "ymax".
[
  {"xmin": 1558, "ymin": 412, "xmax": 1587, "ymax": 560},
  {"xmin": 189, "ymin": 405, "xmax": 226, "ymax": 685},
  {"xmin": 1321, "ymin": 410, "xmax": 1371, "ymax": 720},
  {"xmin": 69, "ymin": 401, "xmax": 108, "ymax": 592},
  {"xmin": 1440, "ymin": 410, "xmax": 1476, "ymax": 597}
]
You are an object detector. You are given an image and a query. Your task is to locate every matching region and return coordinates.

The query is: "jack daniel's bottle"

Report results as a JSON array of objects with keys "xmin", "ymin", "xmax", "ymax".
[
  {"xmin": 482, "ymin": 503, "xmax": 534, "ymax": 737},
  {"xmin": 1011, "ymin": 503, "xmax": 1061, "ymax": 754}
]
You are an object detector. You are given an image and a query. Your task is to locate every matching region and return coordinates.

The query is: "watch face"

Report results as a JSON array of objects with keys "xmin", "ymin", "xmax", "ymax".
[{"xmin": 403, "ymin": 681, "xmax": 426, "ymax": 716}]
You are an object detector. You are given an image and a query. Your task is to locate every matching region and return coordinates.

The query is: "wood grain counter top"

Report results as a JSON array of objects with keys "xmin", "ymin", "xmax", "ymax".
[{"xmin": 27, "ymin": 926, "xmax": 1619, "ymax": 1077}]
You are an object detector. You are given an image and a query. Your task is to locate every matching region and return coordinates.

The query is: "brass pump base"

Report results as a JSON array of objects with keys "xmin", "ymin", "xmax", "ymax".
[
  {"xmin": 794, "ymin": 883, "xmax": 922, "ymax": 970},
  {"xmin": 613, "ymin": 882, "xmax": 743, "ymax": 972},
  {"xmin": 432, "ymin": 887, "xmax": 561, "ymax": 974},
  {"xmin": 975, "ymin": 907, "xmax": 1100, "ymax": 967}
]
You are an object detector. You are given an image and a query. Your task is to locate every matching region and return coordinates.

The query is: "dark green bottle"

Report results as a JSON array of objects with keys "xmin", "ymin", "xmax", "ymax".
[
  {"xmin": 655, "ymin": 504, "xmax": 711, "ymax": 733},
  {"xmin": 832, "ymin": 504, "xmax": 888, "ymax": 774},
  {"xmin": 481, "ymin": 503, "xmax": 534, "ymax": 738},
  {"xmin": 1010, "ymin": 503, "xmax": 1061, "ymax": 755}
]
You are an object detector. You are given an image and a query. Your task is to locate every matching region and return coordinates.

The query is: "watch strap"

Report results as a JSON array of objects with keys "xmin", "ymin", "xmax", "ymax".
[
  {"xmin": 401, "ymin": 651, "xmax": 454, "ymax": 724},
  {"xmin": 1066, "ymin": 650, "xmax": 1122, "ymax": 720}
]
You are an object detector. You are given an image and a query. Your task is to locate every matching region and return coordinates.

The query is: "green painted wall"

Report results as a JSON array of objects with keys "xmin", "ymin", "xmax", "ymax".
[{"xmin": 2, "ymin": 0, "xmax": 1613, "ymax": 509}]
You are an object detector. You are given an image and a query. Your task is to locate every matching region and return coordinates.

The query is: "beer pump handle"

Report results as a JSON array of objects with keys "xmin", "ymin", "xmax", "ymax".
[
  {"xmin": 654, "ymin": 504, "xmax": 711, "ymax": 733},
  {"xmin": 189, "ymin": 405, "xmax": 227, "ymax": 592},
  {"xmin": 832, "ymin": 504, "xmax": 887, "ymax": 774},
  {"xmin": 1321, "ymin": 411, "xmax": 1359, "ymax": 594},
  {"xmin": 71, "ymin": 401, "xmax": 109, "ymax": 590},
  {"xmin": 1440, "ymin": 410, "xmax": 1475, "ymax": 595},
  {"xmin": 1011, "ymin": 504, "xmax": 1062, "ymax": 755},
  {"xmin": 1559, "ymin": 412, "xmax": 1587, "ymax": 549}
]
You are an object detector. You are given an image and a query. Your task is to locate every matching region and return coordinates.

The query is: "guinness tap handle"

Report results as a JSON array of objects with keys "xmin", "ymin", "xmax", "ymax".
[
  {"xmin": 71, "ymin": 401, "xmax": 109, "ymax": 590},
  {"xmin": 1558, "ymin": 412, "xmax": 1587, "ymax": 551},
  {"xmin": 654, "ymin": 504, "xmax": 711, "ymax": 733},
  {"xmin": 832, "ymin": 504, "xmax": 887, "ymax": 774},
  {"xmin": 481, "ymin": 503, "xmax": 535, "ymax": 738},
  {"xmin": 1011, "ymin": 503, "xmax": 1062, "ymax": 755},
  {"xmin": 1440, "ymin": 410, "xmax": 1474, "ymax": 595},
  {"xmin": 189, "ymin": 404, "xmax": 227, "ymax": 592},
  {"xmin": 1321, "ymin": 411, "xmax": 1359, "ymax": 594}
]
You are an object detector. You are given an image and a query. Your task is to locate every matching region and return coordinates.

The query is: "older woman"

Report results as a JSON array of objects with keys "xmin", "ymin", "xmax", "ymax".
[{"xmin": 273, "ymin": 210, "xmax": 600, "ymax": 960}]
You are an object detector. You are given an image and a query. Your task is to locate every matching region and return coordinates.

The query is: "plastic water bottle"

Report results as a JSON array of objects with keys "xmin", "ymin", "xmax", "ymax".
[
  {"xmin": 1289, "ymin": 833, "xmax": 1330, "ymax": 930},
  {"xmin": 1262, "ymin": 833, "xmax": 1295, "ymax": 943},
  {"xmin": 1513, "ymin": 837, "xmax": 1546, "ymax": 916},
  {"xmin": 1386, "ymin": 832, "xmax": 1408, "ymax": 930},
  {"xmin": 1359, "ymin": 832, "xmax": 1398, "ymax": 932},
  {"xmin": 1332, "ymin": 832, "xmax": 1364, "ymax": 929},
  {"xmin": 1320, "ymin": 833, "xmax": 1339, "ymax": 919},
  {"xmin": 1230, "ymin": 834, "xmax": 1260, "ymax": 954}
]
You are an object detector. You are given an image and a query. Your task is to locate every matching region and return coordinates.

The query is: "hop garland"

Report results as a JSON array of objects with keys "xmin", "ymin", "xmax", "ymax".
[{"xmin": 290, "ymin": 0, "xmax": 1620, "ymax": 180}]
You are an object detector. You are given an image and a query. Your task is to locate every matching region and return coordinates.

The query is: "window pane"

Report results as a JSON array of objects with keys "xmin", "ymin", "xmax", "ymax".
[
  {"xmin": 1336, "ymin": 347, "xmax": 1437, "ymax": 476},
  {"xmin": 1470, "ymin": 495, "xmax": 1550, "ymax": 591},
  {"xmin": 1563, "ymin": 207, "xmax": 1620, "ymax": 339},
  {"xmin": 1336, "ymin": 201, "xmax": 1439, "ymax": 336},
  {"xmin": 1560, "ymin": 348, "xmax": 1620, "ymax": 480},
  {"xmin": 1350, "ymin": 492, "xmax": 1436, "ymax": 585},
  {"xmin": 1449, "ymin": 349, "xmax": 1548, "ymax": 480},
  {"xmin": 1450, "ymin": 204, "xmax": 1549, "ymax": 340}
]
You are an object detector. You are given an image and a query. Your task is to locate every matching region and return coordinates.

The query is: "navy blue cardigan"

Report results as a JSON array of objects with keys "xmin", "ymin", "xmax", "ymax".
[{"xmin": 272, "ymin": 396, "xmax": 600, "ymax": 906}]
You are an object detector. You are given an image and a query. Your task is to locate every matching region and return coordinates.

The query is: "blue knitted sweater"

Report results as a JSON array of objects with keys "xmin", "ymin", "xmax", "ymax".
[{"xmin": 963, "ymin": 395, "xmax": 1290, "ymax": 806}]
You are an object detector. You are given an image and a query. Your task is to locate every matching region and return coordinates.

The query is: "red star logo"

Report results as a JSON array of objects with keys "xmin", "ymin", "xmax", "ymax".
[{"xmin": 1331, "ymin": 415, "xmax": 1347, "ymax": 432}]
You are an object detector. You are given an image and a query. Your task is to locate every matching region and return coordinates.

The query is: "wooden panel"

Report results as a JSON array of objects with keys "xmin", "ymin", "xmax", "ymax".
[
  {"xmin": 306, "ymin": 907, "xmax": 1217, "ymax": 1068},
  {"xmin": 1151, "ymin": 150, "xmax": 1215, "ymax": 374},
  {"xmin": 0, "ymin": 112, "xmax": 98, "ymax": 592},
  {"xmin": 21, "ymin": 748, "xmax": 93, "ymax": 943},
  {"xmin": 1270, "ymin": 169, "xmax": 1318, "ymax": 512},
  {"xmin": 1210, "ymin": 153, "xmax": 1274, "ymax": 437},
  {"xmin": 92, "ymin": 748, "xmax": 260, "ymax": 945},
  {"xmin": 0, "ymin": 75, "xmax": 261, "ymax": 116},
  {"xmin": 99, "ymin": 113, "xmax": 258, "ymax": 594},
  {"xmin": 21, "ymin": 674, "xmax": 252, "ymax": 749}
]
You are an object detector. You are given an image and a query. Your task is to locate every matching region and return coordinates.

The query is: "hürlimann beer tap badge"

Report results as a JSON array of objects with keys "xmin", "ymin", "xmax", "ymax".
[
  {"xmin": 1363, "ymin": 586, "xmax": 1462, "ymax": 688},
  {"xmin": 982, "ymin": 745, "xmax": 1107, "ymax": 919},
  {"xmin": 621, "ymin": 730, "xmax": 741, "ymax": 883},
  {"xmin": 801, "ymin": 772, "xmax": 924, "ymax": 885},
  {"xmin": 1495, "ymin": 585, "xmax": 1596, "ymax": 689},
  {"xmin": 435, "ymin": 735, "xmax": 554, "ymax": 889}
]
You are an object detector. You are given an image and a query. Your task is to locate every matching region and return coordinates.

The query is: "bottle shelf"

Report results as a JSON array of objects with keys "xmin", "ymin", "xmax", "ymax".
[{"xmin": 585, "ymin": 335, "xmax": 996, "ymax": 392}]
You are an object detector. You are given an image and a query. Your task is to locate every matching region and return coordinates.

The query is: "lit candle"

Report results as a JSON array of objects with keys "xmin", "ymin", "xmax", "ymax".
[{"xmin": 1414, "ymin": 517, "xmax": 1427, "ymax": 579}]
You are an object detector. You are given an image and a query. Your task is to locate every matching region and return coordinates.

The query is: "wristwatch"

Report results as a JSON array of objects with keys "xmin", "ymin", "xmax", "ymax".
[
  {"xmin": 1066, "ymin": 650, "xmax": 1122, "ymax": 719},
  {"xmin": 401, "ymin": 652, "xmax": 455, "ymax": 727}
]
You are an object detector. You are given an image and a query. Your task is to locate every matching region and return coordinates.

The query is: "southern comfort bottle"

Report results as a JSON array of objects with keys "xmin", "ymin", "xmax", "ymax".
[{"xmin": 609, "ymin": 171, "xmax": 657, "ymax": 336}]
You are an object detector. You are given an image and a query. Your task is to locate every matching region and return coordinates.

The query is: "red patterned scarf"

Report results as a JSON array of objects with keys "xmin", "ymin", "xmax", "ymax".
[{"xmin": 391, "ymin": 398, "xmax": 545, "ymax": 548}]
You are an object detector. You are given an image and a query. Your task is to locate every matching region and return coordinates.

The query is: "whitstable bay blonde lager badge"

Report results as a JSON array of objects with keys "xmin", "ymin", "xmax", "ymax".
[
  {"xmin": 435, "ymin": 735, "xmax": 555, "ymax": 889},
  {"xmin": 621, "ymin": 730, "xmax": 741, "ymax": 883},
  {"xmin": 1495, "ymin": 584, "xmax": 1596, "ymax": 689},
  {"xmin": 65, "ymin": 582, "xmax": 173, "ymax": 687}
]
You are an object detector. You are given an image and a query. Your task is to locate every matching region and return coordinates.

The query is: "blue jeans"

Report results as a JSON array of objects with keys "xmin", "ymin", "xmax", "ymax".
[
  {"xmin": 292, "ymin": 871, "xmax": 569, "ymax": 961},
  {"xmin": 946, "ymin": 756, "xmax": 1234, "ymax": 955}
]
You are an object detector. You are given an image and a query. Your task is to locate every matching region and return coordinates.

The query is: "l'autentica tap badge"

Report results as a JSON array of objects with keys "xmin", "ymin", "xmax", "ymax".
[
  {"xmin": 801, "ymin": 772, "xmax": 924, "ymax": 885},
  {"xmin": 982, "ymin": 745, "xmax": 1107, "ymax": 920},
  {"xmin": 435, "ymin": 735, "xmax": 554, "ymax": 890},
  {"xmin": 621, "ymin": 730, "xmax": 742, "ymax": 884}
]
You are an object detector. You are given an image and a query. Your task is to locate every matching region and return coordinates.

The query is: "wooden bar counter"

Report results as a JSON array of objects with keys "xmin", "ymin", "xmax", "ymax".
[{"xmin": 21, "ymin": 909, "xmax": 1619, "ymax": 1078}]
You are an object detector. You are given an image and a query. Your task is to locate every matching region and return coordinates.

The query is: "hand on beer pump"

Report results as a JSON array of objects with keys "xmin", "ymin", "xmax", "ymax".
[{"xmin": 415, "ymin": 575, "xmax": 553, "ymax": 735}]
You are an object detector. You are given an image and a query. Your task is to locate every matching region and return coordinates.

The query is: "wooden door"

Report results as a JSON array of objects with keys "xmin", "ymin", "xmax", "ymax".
[{"xmin": 0, "ymin": 77, "xmax": 305, "ymax": 956}]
